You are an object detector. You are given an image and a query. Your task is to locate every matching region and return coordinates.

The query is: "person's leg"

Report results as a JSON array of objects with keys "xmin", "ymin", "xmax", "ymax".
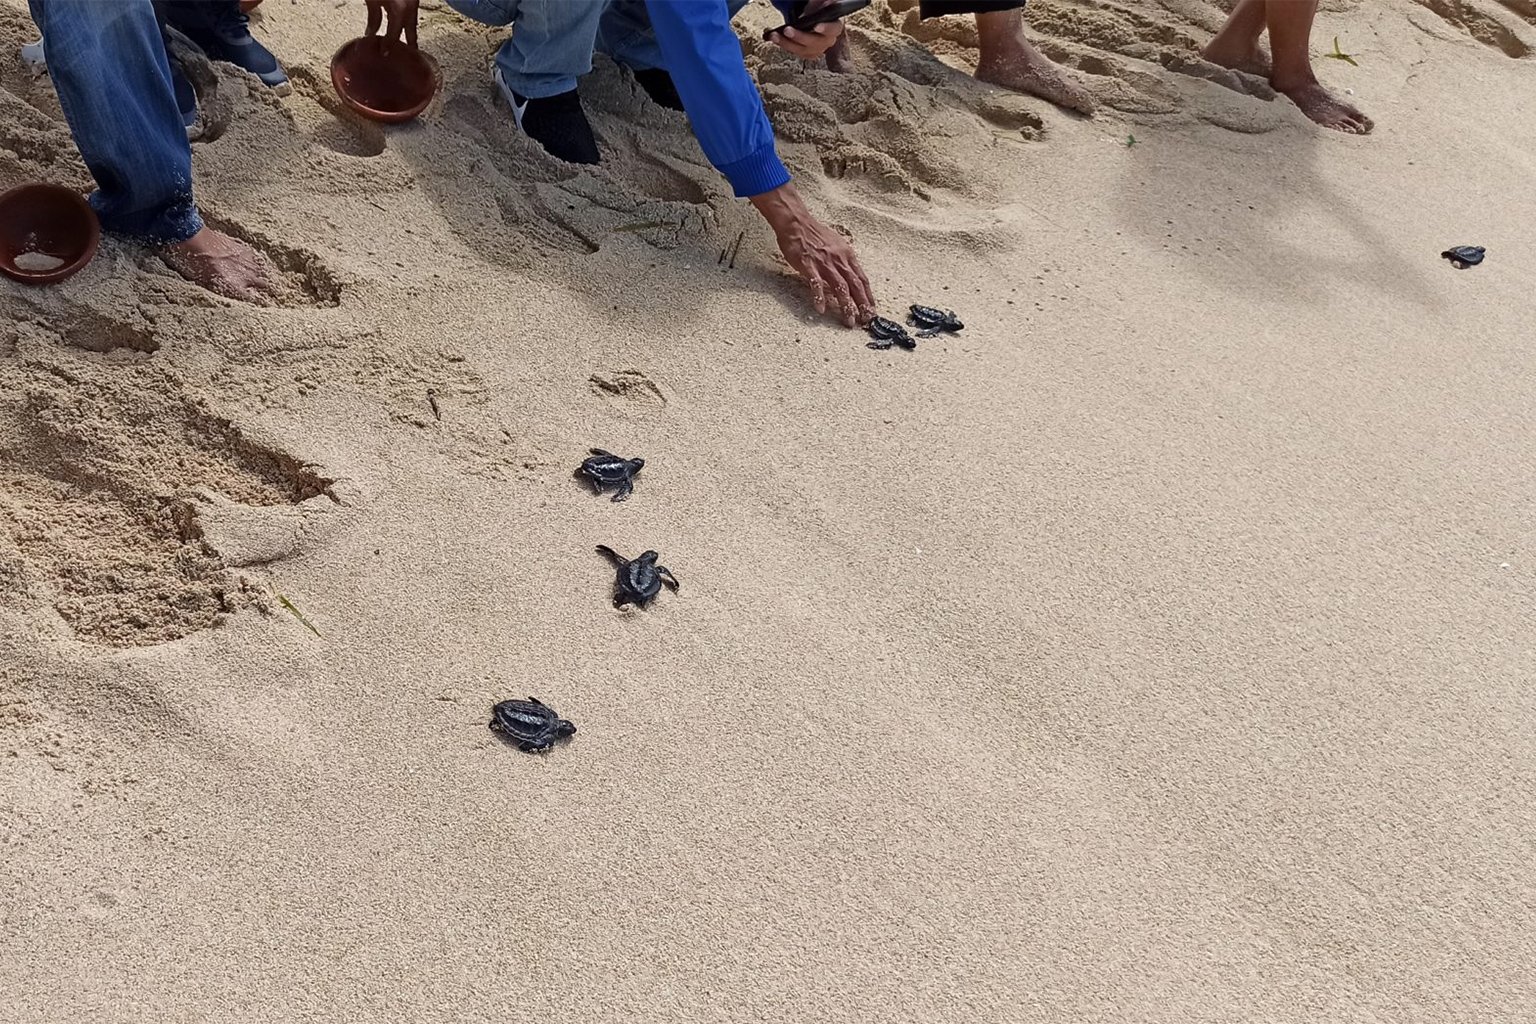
[
  {"xmin": 490, "ymin": 0, "xmax": 605, "ymax": 163},
  {"xmin": 1200, "ymin": 0, "xmax": 1269, "ymax": 75},
  {"xmin": 1206, "ymin": 1, "xmax": 1370, "ymax": 133},
  {"xmin": 962, "ymin": 4, "xmax": 1096, "ymax": 115},
  {"xmin": 1263, "ymin": 0, "xmax": 1372, "ymax": 133},
  {"xmin": 31, "ymin": 0, "xmax": 200, "ymax": 242},
  {"xmin": 493, "ymin": 0, "xmax": 605, "ymax": 99},
  {"xmin": 29, "ymin": 0, "xmax": 269, "ymax": 297}
]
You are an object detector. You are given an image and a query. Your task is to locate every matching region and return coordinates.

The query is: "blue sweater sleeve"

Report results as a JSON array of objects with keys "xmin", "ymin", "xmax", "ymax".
[{"xmin": 644, "ymin": 0, "xmax": 791, "ymax": 198}]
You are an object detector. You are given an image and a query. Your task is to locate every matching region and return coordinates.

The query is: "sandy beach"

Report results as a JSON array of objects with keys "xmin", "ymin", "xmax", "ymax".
[{"xmin": 3, "ymin": 0, "xmax": 1535, "ymax": 1019}]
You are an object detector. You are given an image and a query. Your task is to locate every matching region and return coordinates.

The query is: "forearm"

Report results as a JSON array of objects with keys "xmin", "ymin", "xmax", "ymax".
[{"xmin": 749, "ymin": 181, "xmax": 810, "ymax": 231}]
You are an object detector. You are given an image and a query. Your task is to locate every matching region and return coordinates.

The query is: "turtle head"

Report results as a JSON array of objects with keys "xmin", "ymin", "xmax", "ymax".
[
  {"xmin": 557, "ymin": 719, "xmax": 577, "ymax": 737},
  {"xmin": 628, "ymin": 456, "xmax": 645, "ymax": 470},
  {"xmin": 637, "ymin": 550, "xmax": 660, "ymax": 564}
]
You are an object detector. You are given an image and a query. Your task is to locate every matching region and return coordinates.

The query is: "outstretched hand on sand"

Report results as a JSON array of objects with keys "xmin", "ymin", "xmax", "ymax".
[
  {"xmin": 364, "ymin": 0, "xmax": 419, "ymax": 47},
  {"xmin": 751, "ymin": 183, "xmax": 875, "ymax": 327}
]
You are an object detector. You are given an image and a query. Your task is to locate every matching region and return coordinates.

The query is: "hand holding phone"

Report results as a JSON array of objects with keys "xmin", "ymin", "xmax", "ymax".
[{"xmin": 762, "ymin": 0, "xmax": 871, "ymax": 40}]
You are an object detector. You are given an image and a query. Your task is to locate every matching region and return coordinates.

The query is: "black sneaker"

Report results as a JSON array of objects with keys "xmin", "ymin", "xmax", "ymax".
[
  {"xmin": 633, "ymin": 68, "xmax": 684, "ymax": 112},
  {"xmin": 161, "ymin": 0, "xmax": 289, "ymax": 92},
  {"xmin": 494, "ymin": 69, "xmax": 600, "ymax": 165}
]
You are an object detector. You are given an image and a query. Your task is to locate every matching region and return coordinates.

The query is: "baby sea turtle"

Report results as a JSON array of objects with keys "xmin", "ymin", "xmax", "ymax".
[
  {"xmin": 908, "ymin": 305, "xmax": 964, "ymax": 336},
  {"xmin": 1441, "ymin": 245, "xmax": 1485, "ymax": 269},
  {"xmin": 866, "ymin": 315, "xmax": 916, "ymax": 351},
  {"xmin": 596, "ymin": 544, "xmax": 679, "ymax": 609},
  {"xmin": 578, "ymin": 448, "xmax": 645, "ymax": 502},
  {"xmin": 489, "ymin": 697, "xmax": 577, "ymax": 753}
]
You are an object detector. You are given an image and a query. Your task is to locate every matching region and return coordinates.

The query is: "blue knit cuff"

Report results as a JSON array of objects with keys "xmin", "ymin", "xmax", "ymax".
[{"xmin": 719, "ymin": 144, "xmax": 791, "ymax": 198}]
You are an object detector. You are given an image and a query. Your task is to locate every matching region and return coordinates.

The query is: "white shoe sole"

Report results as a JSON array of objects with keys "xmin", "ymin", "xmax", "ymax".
[
  {"xmin": 21, "ymin": 38, "xmax": 45, "ymax": 70},
  {"xmin": 492, "ymin": 66, "xmax": 529, "ymax": 133}
]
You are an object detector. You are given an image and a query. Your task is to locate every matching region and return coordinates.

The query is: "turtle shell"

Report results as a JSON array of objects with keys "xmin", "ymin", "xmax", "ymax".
[
  {"xmin": 580, "ymin": 450, "xmax": 639, "ymax": 482},
  {"xmin": 909, "ymin": 304, "xmax": 963, "ymax": 331},
  {"xmin": 1441, "ymin": 245, "xmax": 1485, "ymax": 266},
  {"xmin": 490, "ymin": 698, "xmax": 560, "ymax": 740},
  {"xmin": 866, "ymin": 316, "xmax": 916, "ymax": 350},
  {"xmin": 620, "ymin": 555, "xmax": 663, "ymax": 602}
]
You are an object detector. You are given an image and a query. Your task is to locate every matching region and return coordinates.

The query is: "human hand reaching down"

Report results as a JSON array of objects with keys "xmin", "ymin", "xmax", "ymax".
[{"xmin": 751, "ymin": 183, "xmax": 875, "ymax": 327}]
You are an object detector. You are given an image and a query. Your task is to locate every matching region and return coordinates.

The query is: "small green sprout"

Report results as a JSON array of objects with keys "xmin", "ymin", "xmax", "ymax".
[{"xmin": 1324, "ymin": 36, "xmax": 1358, "ymax": 66}]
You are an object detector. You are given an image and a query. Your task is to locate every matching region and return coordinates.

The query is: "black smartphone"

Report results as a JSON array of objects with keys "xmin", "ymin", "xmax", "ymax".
[{"xmin": 763, "ymin": 0, "xmax": 871, "ymax": 40}]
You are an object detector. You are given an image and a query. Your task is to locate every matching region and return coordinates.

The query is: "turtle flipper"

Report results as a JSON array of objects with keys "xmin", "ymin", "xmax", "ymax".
[
  {"xmin": 611, "ymin": 479, "xmax": 633, "ymax": 503},
  {"xmin": 595, "ymin": 544, "xmax": 627, "ymax": 566},
  {"xmin": 589, "ymin": 448, "xmax": 615, "ymax": 458},
  {"xmin": 659, "ymin": 567, "xmax": 680, "ymax": 592}
]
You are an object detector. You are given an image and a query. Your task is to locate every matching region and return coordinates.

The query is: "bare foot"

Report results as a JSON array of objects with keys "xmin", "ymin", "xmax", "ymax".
[
  {"xmin": 160, "ymin": 226, "xmax": 274, "ymax": 302},
  {"xmin": 975, "ymin": 33, "xmax": 1096, "ymax": 115},
  {"xmin": 1273, "ymin": 77, "xmax": 1373, "ymax": 134}
]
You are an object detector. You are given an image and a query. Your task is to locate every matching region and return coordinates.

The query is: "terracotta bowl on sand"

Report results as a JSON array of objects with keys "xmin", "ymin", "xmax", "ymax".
[
  {"xmin": 330, "ymin": 36, "xmax": 439, "ymax": 124},
  {"xmin": 0, "ymin": 183, "xmax": 100, "ymax": 286}
]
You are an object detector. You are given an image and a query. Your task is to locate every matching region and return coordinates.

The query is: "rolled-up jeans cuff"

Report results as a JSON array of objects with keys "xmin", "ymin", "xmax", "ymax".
[{"xmin": 93, "ymin": 192, "xmax": 204, "ymax": 246}]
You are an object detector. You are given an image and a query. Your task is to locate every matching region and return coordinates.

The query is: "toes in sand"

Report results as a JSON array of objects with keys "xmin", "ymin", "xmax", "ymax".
[{"xmin": 1275, "ymin": 79, "xmax": 1374, "ymax": 134}]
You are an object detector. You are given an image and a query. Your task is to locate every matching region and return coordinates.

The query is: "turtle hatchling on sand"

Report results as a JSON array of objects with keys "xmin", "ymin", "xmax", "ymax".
[
  {"xmin": 908, "ymin": 305, "xmax": 964, "ymax": 336},
  {"xmin": 1441, "ymin": 245, "xmax": 1485, "ymax": 269},
  {"xmin": 578, "ymin": 448, "xmax": 645, "ymax": 502},
  {"xmin": 489, "ymin": 697, "xmax": 577, "ymax": 753},
  {"xmin": 596, "ymin": 544, "xmax": 680, "ymax": 609},
  {"xmin": 866, "ymin": 315, "xmax": 917, "ymax": 351}
]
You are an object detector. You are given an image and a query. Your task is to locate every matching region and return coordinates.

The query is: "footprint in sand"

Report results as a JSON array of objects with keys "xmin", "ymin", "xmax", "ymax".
[{"xmin": 589, "ymin": 369, "xmax": 667, "ymax": 409}]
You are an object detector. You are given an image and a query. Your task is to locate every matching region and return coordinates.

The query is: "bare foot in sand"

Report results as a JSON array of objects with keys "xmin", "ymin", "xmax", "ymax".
[
  {"xmin": 1203, "ymin": 0, "xmax": 1372, "ymax": 135},
  {"xmin": 1272, "ymin": 76, "xmax": 1373, "ymax": 134},
  {"xmin": 974, "ymin": 10, "xmax": 1095, "ymax": 115},
  {"xmin": 161, "ymin": 226, "xmax": 273, "ymax": 302}
]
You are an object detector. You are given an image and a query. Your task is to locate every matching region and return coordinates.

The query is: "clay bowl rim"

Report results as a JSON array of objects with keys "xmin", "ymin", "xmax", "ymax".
[
  {"xmin": 329, "ymin": 36, "xmax": 440, "ymax": 125},
  {"xmin": 0, "ymin": 182, "xmax": 101, "ymax": 286}
]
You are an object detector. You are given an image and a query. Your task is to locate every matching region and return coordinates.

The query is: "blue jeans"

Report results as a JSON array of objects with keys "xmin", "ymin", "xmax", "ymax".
[
  {"xmin": 444, "ymin": 0, "xmax": 748, "ymax": 99},
  {"xmin": 28, "ymin": 0, "xmax": 201, "ymax": 243}
]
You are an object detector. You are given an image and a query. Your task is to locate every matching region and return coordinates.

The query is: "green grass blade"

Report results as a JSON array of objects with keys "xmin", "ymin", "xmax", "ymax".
[{"xmin": 276, "ymin": 593, "xmax": 322, "ymax": 638}]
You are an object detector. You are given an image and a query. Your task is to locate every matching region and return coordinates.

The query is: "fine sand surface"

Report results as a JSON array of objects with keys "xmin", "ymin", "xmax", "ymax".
[{"xmin": 3, "ymin": 0, "xmax": 1535, "ymax": 1019}]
